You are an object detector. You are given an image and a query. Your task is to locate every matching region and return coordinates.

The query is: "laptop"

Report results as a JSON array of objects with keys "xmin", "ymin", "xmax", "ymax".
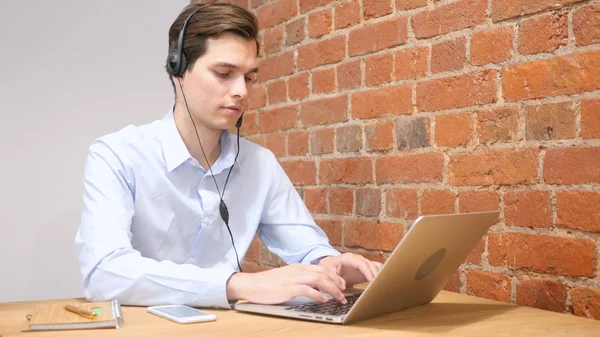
[{"xmin": 234, "ymin": 211, "xmax": 499, "ymax": 325}]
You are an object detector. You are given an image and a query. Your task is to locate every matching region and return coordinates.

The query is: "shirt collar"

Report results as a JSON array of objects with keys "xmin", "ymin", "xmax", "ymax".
[{"xmin": 160, "ymin": 108, "xmax": 240, "ymax": 174}]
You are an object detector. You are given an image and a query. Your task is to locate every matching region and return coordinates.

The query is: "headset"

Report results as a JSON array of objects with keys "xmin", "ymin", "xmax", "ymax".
[{"xmin": 166, "ymin": 7, "xmax": 244, "ymax": 272}]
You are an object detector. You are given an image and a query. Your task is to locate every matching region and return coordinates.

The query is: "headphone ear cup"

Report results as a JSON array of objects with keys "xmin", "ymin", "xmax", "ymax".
[{"xmin": 166, "ymin": 50, "xmax": 187, "ymax": 77}]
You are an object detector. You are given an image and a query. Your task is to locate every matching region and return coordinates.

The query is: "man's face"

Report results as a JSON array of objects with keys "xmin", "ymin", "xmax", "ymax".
[{"xmin": 177, "ymin": 32, "xmax": 258, "ymax": 130}]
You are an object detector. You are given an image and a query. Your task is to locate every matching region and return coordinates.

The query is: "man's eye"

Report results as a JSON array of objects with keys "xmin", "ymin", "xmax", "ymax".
[
  {"xmin": 245, "ymin": 77, "xmax": 255, "ymax": 83},
  {"xmin": 216, "ymin": 71, "xmax": 230, "ymax": 78}
]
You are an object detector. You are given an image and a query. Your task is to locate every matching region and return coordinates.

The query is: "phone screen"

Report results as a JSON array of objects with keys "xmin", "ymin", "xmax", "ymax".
[{"xmin": 156, "ymin": 305, "xmax": 210, "ymax": 318}]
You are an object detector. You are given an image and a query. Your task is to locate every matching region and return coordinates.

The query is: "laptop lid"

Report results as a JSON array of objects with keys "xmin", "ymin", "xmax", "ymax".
[{"xmin": 235, "ymin": 211, "xmax": 499, "ymax": 325}]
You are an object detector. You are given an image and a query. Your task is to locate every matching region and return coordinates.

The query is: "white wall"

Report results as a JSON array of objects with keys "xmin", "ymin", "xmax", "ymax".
[{"xmin": 0, "ymin": 0, "xmax": 189, "ymax": 302}]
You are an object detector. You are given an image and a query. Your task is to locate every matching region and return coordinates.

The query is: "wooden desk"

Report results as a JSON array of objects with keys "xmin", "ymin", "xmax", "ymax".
[{"xmin": 2, "ymin": 291, "xmax": 600, "ymax": 337}]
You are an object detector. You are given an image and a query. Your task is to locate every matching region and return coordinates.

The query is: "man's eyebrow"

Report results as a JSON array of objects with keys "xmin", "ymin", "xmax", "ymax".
[{"xmin": 213, "ymin": 62, "xmax": 259, "ymax": 73}]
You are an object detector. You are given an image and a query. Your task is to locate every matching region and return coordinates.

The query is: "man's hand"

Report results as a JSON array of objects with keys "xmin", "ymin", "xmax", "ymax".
[
  {"xmin": 226, "ymin": 263, "xmax": 348, "ymax": 305},
  {"xmin": 317, "ymin": 253, "xmax": 383, "ymax": 287}
]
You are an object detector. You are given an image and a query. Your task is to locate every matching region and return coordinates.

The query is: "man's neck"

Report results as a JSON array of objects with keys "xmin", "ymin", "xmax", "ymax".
[{"xmin": 173, "ymin": 106, "xmax": 222, "ymax": 170}]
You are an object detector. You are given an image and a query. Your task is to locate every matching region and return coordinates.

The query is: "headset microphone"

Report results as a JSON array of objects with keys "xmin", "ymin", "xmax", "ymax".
[{"xmin": 168, "ymin": 7, "xmax": 243, "ymax": 272}]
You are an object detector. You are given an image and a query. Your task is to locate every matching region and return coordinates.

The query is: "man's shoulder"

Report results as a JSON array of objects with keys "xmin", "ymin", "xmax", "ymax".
[{"xmin": 89, "ymin": 118, "xmax": 164, "ymax": 156}]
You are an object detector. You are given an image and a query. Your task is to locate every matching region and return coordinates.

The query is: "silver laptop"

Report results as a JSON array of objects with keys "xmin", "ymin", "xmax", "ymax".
[{"xmin": 234, "ymin": 211, "xmax": 499, "ymax": 325}]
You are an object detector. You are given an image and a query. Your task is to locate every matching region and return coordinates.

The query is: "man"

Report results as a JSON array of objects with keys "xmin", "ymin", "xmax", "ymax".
[{"xmin": 75, "ymin": 3, "xmax": 382, "ymax": 309}]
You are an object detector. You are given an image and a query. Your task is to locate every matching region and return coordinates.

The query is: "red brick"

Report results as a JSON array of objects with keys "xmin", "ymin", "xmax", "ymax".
[
  {"xmin": 337, "ymin": 59, "xmax": 362, "ymax": 91},
  {"xmin": 467, "ymin": 270, "xmax": 512, "ymax": 302},
  {"xmin": 573, "ymin": 2, "xmax": 600, "ymax": 47},
  {"xmin": 396, "ymin": 0, "xmax": 427, "ymax": 11},
  {"xmin": 422, "ymin": 189, "xmax": 456, "ymax": 215},
  {"xmin": 310, "ymin": 128, "xmax": 334, "ymax": 155},
  {"xmin": 288, "ymin": 73, "xmax": 309, "ymax": 101},
  {"xmin": 267, "ymin": 80, "xmax": 286, "ymax": 105},
  {"xmin": 544, "ymin": 147, "xmax": 600, "ymax": 184},
  {"xmin": 471, "ymin": 26, "xmax": 514, "ymax": 66},
  {"xmin": 335, "ymin": 0, "xmax": 360, "ymax": 29},
  {"xmin": 477, "ymin": 107, "xmax": 519, "ymax": 144},
  {"xmin": 352, "ymin": 86, "xmax": 412, "ymax": 119},
  {"xmin": 394, "ymin": 46, "xmax": 428, "ymax": 80},
  {"xmin": 502, "ymin": 50, "xmax": 600, "ymax": 101},
  {"xmin": 570, "ymin": 287, "xmax": 600, "ymax": 320},
  {"xmin": 504, "ymin": 190, "xmax": 552, "ymax": 228},
  {"xmin": 261, "ymin": 244, "xmax": 284, "ymax": 266},
  {"xmin": 431, "ymin": 37, "xmax": 467, "ymax": 74},
  {"xmin": 312, "ymin": 68, "xmax": 336, "ymax": 94},
  {"xmin": 396, "ymin": 116, "xmax": 430, "ymax": 149},
  {"xmin": 459, "ymin": 190, "xmax": 500, "ymax": 213},
  {"xmin": 466, "ymin": 239, "xmax": 485, "ymax": 265},
  {"xmin": 244, "ymin": 236, "xmax": 262, "ymax": 263},
  {"xmin": 518, "ymin": 12, "xmax": 568, "ymax": 55},
  {"xmin": 444, "ymin": 270, "xmax": 461, "ymax": 292},
  {"xmin": 241, "ymin": 261, "xmax": 270, "ymax": 273},
  {"xmin": 365, "ymin": 53, "xmax": 393, "ymax": 86},
  {"xmin": 492, "ymin": 0, "xmax": 585, "ymax": 22},
  {"xmin": 256, "ymin": 0, "xmax": 298, "ymax": 30},
  {"xmin": 280, "ymin": 160, "xmax": 317, "ymax": 185},
  {"xmin": 516, "ymin": 277, "xmax": 567, "ymax": 313},
  {"xmin": 247, "ymin": 135, "xmax": 266, "ymax": 148},
  {"xmin": 265, "ymin": 133, "xmax": 286, "ymax": 157},
  {"xmin": 248, "ymin": 85, "xmax": 266, "ymax": 110},
  {"xmin": 287, "ymin": 130, "xmax": 309, "ymax": 156},
  {"xmin": 239, "ymin": 112, "xmax": 260, "ymax": 137},
  {"xmin": 349, "ymin": 16, "xmax": 408, "ymax": 56},
  {"xmin": 263, "ymin": 27, "xmax": 284, "ymax": 55},
  {"xmin": 376, "ymin": 153, "xmax": 444, "ymax": 184},
  {"xmin": 488, "ymin": 233, "xmax": 596, "ymax": 277},
  {"xmin": 449, "ymin": 148, "xmax": 539, "ymax": 186},
  {"xmin": 435, "ymin": 113, "xmax": 473, "ymax": 147},
  {"xmin": 581, "ymin": 99, "xmax": 600, "ymax": 139},
  {"xmin": 336, "ymin": 125, "xmax": 362, "ymax": 153},
  {"xmin": 526, "ymin": 101, "xmax": 575, "ymax": 140},
  {"xmin": 363, "ymin": 0, "xmax": 392, "ymax": 19},
  {"xmin": 300, "ymin": 0, "xmax": 330, "ymax": 13},
  {"xmin": 308, "ymin": 9, "xmax": 332, "ymax": 38},
  {"xmin": 412, "ymin": 0, "xmax": 486, "ymax": 39},
  {"xmin": 300, "ymin": 95, "xmax": 348, "ymax": 127},
  {"xmin": 329, "ymin": 187, "xmax": 354, "ymax": 215},
  {"xmin": 320, "ymin": 157, "xmax": 373, "ymax": 184},
  {"xmin": 259, "ymin": 105, "xmax": 298, "ymax": 133},
  {"xmin": 251, "ymin": 0, "xmax": 266, "ymax": 9},
  {"xmin": 305, "ymin": 188, "xmax": 327, "ymax": 214},
  {"xmin": 365, "ymin": 121, "xmax": 394, "ymax": 152},
  {"xmin": 356, "ymin": 188, "xmax": 382, "ymax": 217},
  {"xmin": 224, "ymin": 0, "xmax": 249, "ymax": 9},
  {"xmin": 417, "ymin": 70, "xmax": 497, "ymax": 112},
  {"xmin": 298, "ymin": 36, "xmax": 346, "ymax": 70},
  {"xmin": 257, "ymin": 51, "xmax": 294, "ymax": 82},
  {"xmin": 315, "ymin": 219, "xmax": 342, "ymax": 246},
  {"xmin": 344, "ymin": 220, "xmax": 404, "ymax": 251},
  {"xmin": 557, "ymin": 190, "xmax": 600, "ymax": 233},
  {"xmin": 386, "ymin": 189, "xmax": 418, "ymax": 219},
  {"xmin": 285, "ymin": 18, "xmax": 305, "ymax": 46}
]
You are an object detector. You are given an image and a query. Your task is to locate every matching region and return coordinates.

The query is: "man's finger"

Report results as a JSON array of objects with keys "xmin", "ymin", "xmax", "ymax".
[
  {"xmin": 312, "ymin": 264, "xmax": 346, "ymax": 291},
  {"xmin": 293, "ymin": 285, "xmax": 328, "ymax": 303},
  {"xmin": 299, "ymin": 273, "xmax": 347, "ymax": 304}
]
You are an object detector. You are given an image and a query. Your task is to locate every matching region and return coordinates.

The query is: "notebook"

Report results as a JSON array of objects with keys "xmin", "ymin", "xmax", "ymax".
[{"xmin": 22, "ymin": 299, "xmax": 123, "ymax": 331}]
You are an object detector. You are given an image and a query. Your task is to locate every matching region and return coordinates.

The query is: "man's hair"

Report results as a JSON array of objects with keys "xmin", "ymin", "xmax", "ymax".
[{"xmin": 166, "ymin": 2, "xmax": 259, "ymax": 88}]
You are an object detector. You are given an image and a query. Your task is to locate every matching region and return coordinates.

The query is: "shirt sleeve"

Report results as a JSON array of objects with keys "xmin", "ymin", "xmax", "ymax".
[
  {"xmin": 75, "ymin": 139, "xmax": 236, "ymax": 309},
  {"xmin": 257, "ymin": 152, "xmax": 340, "ymax": 265}
]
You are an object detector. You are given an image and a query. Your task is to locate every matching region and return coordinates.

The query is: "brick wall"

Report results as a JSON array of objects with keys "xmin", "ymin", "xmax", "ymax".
[{"xmin": 199, "ymin": 0, "xmax": 600, "ymax": 320}]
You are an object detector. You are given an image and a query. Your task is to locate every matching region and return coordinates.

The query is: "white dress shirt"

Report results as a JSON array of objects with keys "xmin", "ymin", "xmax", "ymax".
[{"xmin": 75, "ymin": 110, "xmax": 339, "ymax": 309}]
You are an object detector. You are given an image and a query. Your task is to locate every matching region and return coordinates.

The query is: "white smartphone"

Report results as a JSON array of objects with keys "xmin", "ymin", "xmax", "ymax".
[{"xmin": 147, "ymin": 305, "xmax": 217, "ymax": 324}]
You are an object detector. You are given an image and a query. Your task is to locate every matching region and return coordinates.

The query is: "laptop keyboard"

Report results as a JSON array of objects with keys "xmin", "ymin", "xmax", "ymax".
[{"xmin": 284, "ymin": 293, "xmax": 361, "ymax": 316}]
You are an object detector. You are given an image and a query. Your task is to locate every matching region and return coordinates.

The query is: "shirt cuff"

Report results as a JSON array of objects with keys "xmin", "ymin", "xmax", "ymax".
[
  {"xmin": 303, "ymin": 247, "xmax": 341, "ymax": 265},
  {"xmin": 196, "ymin": 268, "xmax": 238, "ymax": 309}
]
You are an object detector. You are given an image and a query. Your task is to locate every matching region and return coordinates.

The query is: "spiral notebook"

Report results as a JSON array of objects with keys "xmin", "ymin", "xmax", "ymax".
[{"xmin": 22, "ymin": 299, "xmax": 123, "ymax": 331}]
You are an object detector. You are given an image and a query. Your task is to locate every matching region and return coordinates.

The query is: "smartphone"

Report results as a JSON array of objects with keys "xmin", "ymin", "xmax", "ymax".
[{"xmin": 147, "ymin": 304, "xmax": 217, "ymax": 324}]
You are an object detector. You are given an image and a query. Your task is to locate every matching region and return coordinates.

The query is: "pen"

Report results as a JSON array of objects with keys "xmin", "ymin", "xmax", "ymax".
[{"xmin": 64, "ymin": 305, "xmax": 97, "ymax": 319}]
